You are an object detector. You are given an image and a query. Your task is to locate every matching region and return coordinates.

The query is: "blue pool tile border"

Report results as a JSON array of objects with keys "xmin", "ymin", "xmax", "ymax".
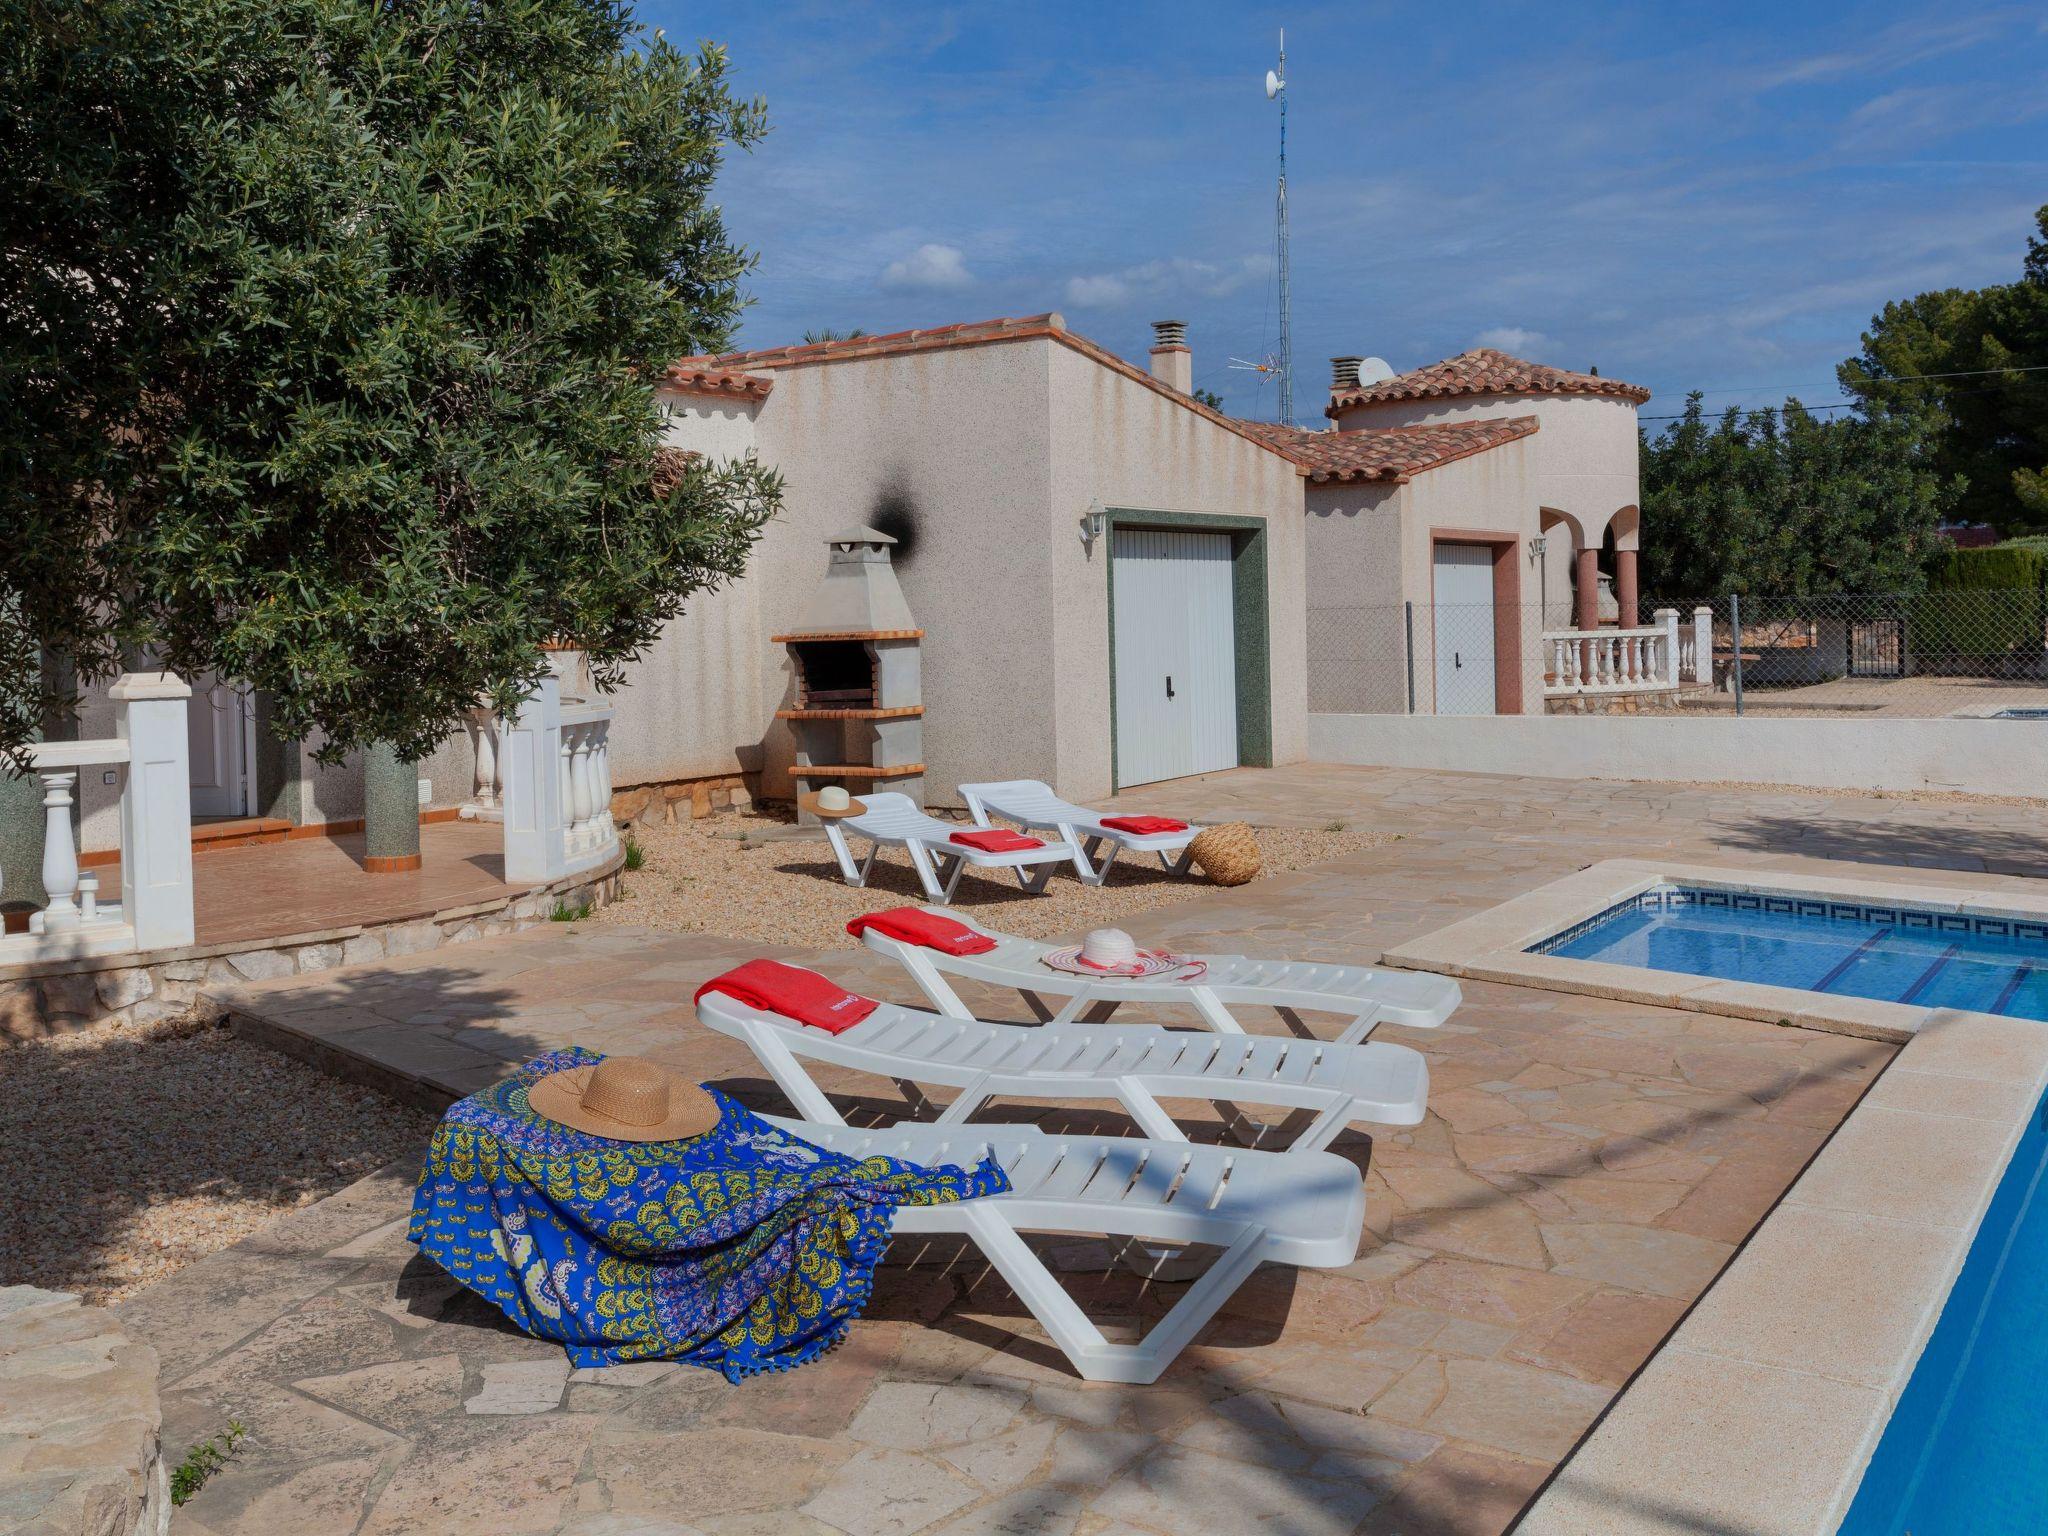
[{"xmin": 1528, "ymin": 885, "xmax": 2046, "ymax": 958}]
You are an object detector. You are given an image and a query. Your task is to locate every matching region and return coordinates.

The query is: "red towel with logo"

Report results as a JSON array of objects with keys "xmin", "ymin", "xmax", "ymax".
[
  {"xmin": 949, "ymin": 828, "xmax": 1045, "ymax": 853},
  {"xmin": 1100, "ymin": 815, "xmax": 1190, "ymax": 835},
  {"xmin": 846, "ymin": 907, "xmax": 999, "ymax": 956},
  {"xmin": 694, "ymin": 960, "xmax": 878, "ymax": 1034}
]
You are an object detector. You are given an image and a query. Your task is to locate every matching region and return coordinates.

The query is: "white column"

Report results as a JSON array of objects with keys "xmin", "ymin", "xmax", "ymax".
[
  {"xmin": 35, "ymin": 772, "xmax": 80, "ymax": 931},
  {"xmin": 1692, "ymin": 606, "xmax": 1714, "ymax": 684},
  {"xmin": 568, "ymin": 725, "xmax": 593, "ymax": 845},
  {"xmin": 591, "ymin": 724, "xmax": 613, "ymax": 833},
  {"xmin": 471, "ymin": 711, "xmax": 500, "ymax": 807},
  {"xmin": 1655, "ymin": 608, "xmax": 1681, "ymax": 687},
  {"xmin": 110, "ymin": 671, "xmax": 195, "ymax": 949},
  {"xmin": 501, "ymin": 675, "xmax": 566, "ymax": 883}
]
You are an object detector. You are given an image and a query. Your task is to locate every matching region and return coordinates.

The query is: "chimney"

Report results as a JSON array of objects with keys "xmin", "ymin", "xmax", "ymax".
[
  {"xmin": 1331, "ymin": 356, "xmax": 1363, "ymax": 392},
  {"xmin": 1149, "ymin": 320, "xmax": 1191, "ymax": 393}
]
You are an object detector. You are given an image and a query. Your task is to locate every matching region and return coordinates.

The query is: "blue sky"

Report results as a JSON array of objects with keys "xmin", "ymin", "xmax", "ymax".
[{"xmin": 646, "ymin": 2, "xmax": 2048, "ymax": 428}]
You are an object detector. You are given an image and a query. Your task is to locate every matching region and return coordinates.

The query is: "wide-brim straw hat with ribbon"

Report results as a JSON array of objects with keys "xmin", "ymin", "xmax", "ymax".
[
  {"xmin": 799, "ymin": 788, "xmax": 868, "ymax": 820},
  {"xmin": 525, "ymin": 1056, "xmax": 721, "ymax": 1142}
]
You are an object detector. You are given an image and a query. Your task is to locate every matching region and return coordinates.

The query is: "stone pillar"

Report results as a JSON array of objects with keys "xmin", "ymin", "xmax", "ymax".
[
  {"xmin": 362, "ymin": 740, "xmax": 421, "ymax": 873},
  {"xmin": 1574, "ymin": 547, "xmax": 1601, "ymax": 632},
  {"xmin": 502, "ymin": 675, "xmax": 565, "ymax": 884},
  {"xmin": 1692, "ymin": 606, "xmax": 1715, "ymax": 684},
  {"xmin": 1615, "ymin": 547, "xmax": 1639, "ymax": 630},
  {"xmin": 1654, "ymin": 607, "xmax": 1681, "ymax": 688},
  {"xmin": 110, "ymin": 672, "xmax": 195, "ymax": 948}
]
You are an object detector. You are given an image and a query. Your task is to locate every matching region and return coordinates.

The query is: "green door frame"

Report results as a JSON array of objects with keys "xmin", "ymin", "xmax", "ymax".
[{"xmin": 1104, "ymin": 507, "xmax": 1273, "ymax": 789}]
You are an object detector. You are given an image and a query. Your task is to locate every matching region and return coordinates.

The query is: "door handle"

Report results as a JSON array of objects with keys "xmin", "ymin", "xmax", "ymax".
[
  {"xmin": 1165, "ymin": 675, "xmax": 1175, "ymax": 699},
  {"xmin": 1454, "ymin": 653, "xmax": 1463, "ymax": 669}
]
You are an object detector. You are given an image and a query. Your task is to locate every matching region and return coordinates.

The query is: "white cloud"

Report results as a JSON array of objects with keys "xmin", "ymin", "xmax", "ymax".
[
  {"xmin": 1064, "ymin": 273, "xmax": 1132, "ymax": 308},
  {"xmin": 880, "ymin": 243, "xmax": 973, "ymax": 292},
  {"xmin": 1473, "ymin": 326, "xmax": 1548, "ymax": 355},
  {"xmin": 1062, "ymin": 255, "xmax": 1272, "ymax": 310}
]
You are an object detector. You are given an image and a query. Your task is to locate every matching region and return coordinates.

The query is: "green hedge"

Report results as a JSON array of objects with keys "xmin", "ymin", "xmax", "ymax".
[
  {"xmin": 1916, "ymin": 545, "xmax": 2048, "ymax": 669},
  {"xmin": 1926, "ymin": 544, "xmax": 2048, "ymax": 592}
]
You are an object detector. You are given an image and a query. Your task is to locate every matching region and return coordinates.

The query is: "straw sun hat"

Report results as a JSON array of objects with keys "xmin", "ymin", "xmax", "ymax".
[
  {"xmin": 799, "ymin": 786, "xmax": 868, "ymax": 819},
  {"xmin": 526, "ymin": 1056, "xmax": 720, "ymax": 1142}
]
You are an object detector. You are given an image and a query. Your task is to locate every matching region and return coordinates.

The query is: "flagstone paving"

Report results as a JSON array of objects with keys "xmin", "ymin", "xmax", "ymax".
[{"xmin": 121, "ymin": 762, "xmax": 2048, "ymax": 1535}]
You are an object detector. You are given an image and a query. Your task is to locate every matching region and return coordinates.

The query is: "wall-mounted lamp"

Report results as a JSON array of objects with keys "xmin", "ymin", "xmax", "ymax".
[
  {"xmin": 1079, "ymin": 500, "xmax": 1108, "ymax": 549},
  {"xmin": 1527, "ymin": 535, "xmax": 1548, "ymax": 560}
]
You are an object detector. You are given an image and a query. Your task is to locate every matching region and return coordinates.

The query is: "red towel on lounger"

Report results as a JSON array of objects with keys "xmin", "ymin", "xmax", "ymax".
[
  {"xmin": 694, "ymin": 959, "xmax": 878, "ymax": 1034},
  {"xmin": 846, "ymin": 907, "xmax": 998, "ymax": 955},
  {"xmin": 1100, "ymin": 815, "xmax": 1190, "ymax": 835},
  {"xmin": 949, "ymin": 828, "xmax": 1045, "ymax": 853}
]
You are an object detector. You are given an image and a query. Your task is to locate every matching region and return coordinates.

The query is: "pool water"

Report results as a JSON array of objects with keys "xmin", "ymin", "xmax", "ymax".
[
  {"xmin": 1533, "ymin": 886, "xmax": 2048, "ymax": 1022},
  {"xmin": 1837, "ymin": 1087, "xmax": 2048, "ymax": 1533}
]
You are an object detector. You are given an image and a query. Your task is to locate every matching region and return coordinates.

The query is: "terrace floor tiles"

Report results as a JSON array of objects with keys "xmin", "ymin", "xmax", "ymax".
[{"xmin": 140, "ymin": 759, "xmax": 2048, "ymax": 1534}]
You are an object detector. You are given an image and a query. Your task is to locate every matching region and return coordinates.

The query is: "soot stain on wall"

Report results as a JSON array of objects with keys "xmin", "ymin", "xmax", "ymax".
[{"xmin": 868, "ymin": 478, "xmax": 920, "ymax": 566}]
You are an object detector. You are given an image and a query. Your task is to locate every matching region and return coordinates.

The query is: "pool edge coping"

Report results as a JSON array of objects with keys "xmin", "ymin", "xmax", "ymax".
[
  {"xmin": 1404, "ymin": 861, "xmax": 2048, "ymax": 1534},
  {"xmin": 1383, "ymin": 858, "xmax": 2048, "ymax": 1045}
]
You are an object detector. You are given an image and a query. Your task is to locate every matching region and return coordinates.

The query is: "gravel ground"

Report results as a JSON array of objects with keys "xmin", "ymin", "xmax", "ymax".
[
  {"xmin": 592, "ymin": 807, "xmax": 1393, "ymax": 951},
  {"xmin": 0, "ymin": 1014, "xmax": 433, "ymax": 1305}
]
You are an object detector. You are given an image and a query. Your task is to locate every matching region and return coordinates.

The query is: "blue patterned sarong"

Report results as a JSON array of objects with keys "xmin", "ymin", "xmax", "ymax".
[{"xmin": 407, "ymin": 1048, "xmax": 1008, "ymax": 1380}]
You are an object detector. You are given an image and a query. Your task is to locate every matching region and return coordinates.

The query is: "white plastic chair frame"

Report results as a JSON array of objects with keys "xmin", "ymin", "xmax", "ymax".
[
  {"xmin": 958, "ymin": 778, "xmax": 1200, "ymax": 886},
  {"xmin": 765, "ymin": 1112, "xmax": 1364, "ymax": 1384},
  {"xmin": 858, "ymin": 906, "xmax": 1462, "ymax": 1046},
  {"xmin": 822, "ymin": 791, "xmax": 1069, "ymax": 902},
  {"xmin": 696, "ymin": 990, "xmax": 1429, "ymax": 1155}
]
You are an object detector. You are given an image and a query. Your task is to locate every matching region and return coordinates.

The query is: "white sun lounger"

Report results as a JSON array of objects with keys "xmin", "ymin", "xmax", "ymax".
[
  {"xmin": 958, "ymin": 778, "xmax": 1201, "ymax": 885},
  {"xmin": 856, "ymin": 906, "xmax": 1462, "ymax": 1044},
  {"xmin": 762, "ymin": 1112, "xmax": 1364, "ymax": 1382},
  {"xmin": 697, "ymin": 989, "xmax": 1429, "ymax": 1154},
  {"xmin": 822, "ymin": 792, "xmax": 1072, "ymax": 902}
]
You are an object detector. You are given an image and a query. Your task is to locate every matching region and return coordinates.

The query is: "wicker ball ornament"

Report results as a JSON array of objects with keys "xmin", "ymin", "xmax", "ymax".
[{"xmin": 1188, "ymin": 822, "xmax": 1262, "ymax": 886}]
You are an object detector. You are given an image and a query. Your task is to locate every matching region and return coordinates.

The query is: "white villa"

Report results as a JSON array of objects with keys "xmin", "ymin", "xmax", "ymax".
[{"xmin": 3, "ymin": 314, "xmax": 1658, "ymax": 994}]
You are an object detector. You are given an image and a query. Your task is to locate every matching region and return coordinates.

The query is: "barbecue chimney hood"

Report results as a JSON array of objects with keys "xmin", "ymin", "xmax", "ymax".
[
  {"xmin": 784, "ymin": 527, "xmax": 916, "ymax": 636},
  {"xmin": 773, "ymin": 528, "xmax": 925, "ymax": 820}
]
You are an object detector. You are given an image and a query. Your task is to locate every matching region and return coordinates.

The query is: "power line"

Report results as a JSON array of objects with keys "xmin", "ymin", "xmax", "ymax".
[
  {"xmin": 1646, "ymin": 361, "xmax": 2048, "ymax": 411},
  {"xmin": 1640, "ymin": 377, "xmax": 2037, "ymax": 421}
]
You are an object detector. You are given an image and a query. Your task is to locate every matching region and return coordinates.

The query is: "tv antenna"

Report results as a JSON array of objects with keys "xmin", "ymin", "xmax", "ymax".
[{"xmin": 1265, "ymin": 30, "xmax": 1291, "ymax": 426}]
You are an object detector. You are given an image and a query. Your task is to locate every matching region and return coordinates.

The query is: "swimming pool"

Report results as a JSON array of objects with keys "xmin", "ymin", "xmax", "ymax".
[
  {"xmin": 1836, "ymin": 1084, "xmax": 2048, "ymax": 1533},
  {"xmin": 1533, "ymin": 886, "xmax": 2048, "ymax": 1022}
]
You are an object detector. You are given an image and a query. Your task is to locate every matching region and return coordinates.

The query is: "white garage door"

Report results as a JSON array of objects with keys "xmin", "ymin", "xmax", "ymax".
[{"xmin": 1113, "ymin": 529, "xmax": 1239, "ymax": 787}]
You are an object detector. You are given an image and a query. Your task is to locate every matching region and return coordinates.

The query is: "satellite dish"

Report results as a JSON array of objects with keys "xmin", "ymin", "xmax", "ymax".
[
  {"xmin": 1356, "ymin": 357, "xmax": 1396, "ymax": 386},
  {"xmin": 1264, "ymin": 69, "xmax": 1282, "ymax": 99}
]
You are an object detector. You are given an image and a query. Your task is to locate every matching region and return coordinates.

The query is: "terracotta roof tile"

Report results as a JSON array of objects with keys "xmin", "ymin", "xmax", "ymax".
[
  {"xmin": 695, "ymin": 314, "xmax": 1303, "ymax": 464},
  {"xmin": 704, "ymin": 315, "xmax": 1065, "ymax": 371},
  {"xmin": 661, "ymin": 362, "xmax": 774, "ymax": 400},
  {"xmin": 1328, "ymin": 349, "xmax": 1649, "ymax": 412},
  {"xmin": 1242, "ymin": 417, "xmax": 1540, "ymax": 483}
]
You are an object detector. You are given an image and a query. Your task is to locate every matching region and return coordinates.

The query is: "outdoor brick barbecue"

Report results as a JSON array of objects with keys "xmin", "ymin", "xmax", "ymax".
[{"xmin": 775, "ymin": 527, "xmax": 924, "ymax": 819}]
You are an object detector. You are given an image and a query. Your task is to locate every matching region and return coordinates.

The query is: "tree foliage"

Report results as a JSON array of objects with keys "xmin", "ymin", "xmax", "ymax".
[
  {"xmin": 1838, "ymin": 204, "xmax": 2048, "ymax": 534},
  {"xmin": 1, "ymin": 0, "xmax": 780, "ymax": 769},
  {"xmin": 1639, "ymin": 395, "xmax": 1954, "ymax": 596}
]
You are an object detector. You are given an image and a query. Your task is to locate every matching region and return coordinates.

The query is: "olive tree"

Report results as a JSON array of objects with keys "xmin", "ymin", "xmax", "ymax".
[{"xmin": 1, "ymin": 0, "xmax": 779, "ymax": 771}]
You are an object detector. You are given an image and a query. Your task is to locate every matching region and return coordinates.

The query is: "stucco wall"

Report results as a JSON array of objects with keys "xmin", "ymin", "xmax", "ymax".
[
  {"xmin": 1304, "ymin": 481, "xmax": 1407, "ymax": 713},
  {"xmin": 1045, "ymin": 345, "xmax": 1309, "ymax": 798},
  {"xmin": 1333, "ymin": 392, "xmax": 1640, "ymax": 554},
  {"xmin": 1303, "ymin": 438, "xmax": 1545, "ymax": 716},
  {"xmin": 728, "ymin": 340, "xmax": 1058, "ymax": 805},
  {"xmin": 1309, "ymin": 711, "xmax": 2048, "ymax": 798}
]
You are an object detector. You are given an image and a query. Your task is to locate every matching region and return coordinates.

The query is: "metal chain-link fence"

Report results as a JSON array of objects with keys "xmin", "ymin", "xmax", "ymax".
[{"xmin": 1308, "ymin": 589, "xmax": 2048, "ymax": 719}]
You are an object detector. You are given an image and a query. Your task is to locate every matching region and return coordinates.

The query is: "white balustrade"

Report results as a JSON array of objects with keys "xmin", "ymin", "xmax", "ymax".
[
  {"xmin": 499, "ymin": 675, "xmax": 618, "ymax": 884},
  {"xmin": 472, "ymin": 711, "xmax": 501, "ymax": 807},
  {"xmin": 2, "ymin": 672, "xmax": 194, "ymax": 962},
  {"xmin": 1542, "ymin": 623, "xmax": 1680, "ymax": 698}
]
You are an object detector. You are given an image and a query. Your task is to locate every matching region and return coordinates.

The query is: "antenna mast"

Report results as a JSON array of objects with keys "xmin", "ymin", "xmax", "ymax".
[{"xmin": 1270, "ymin": 30, "xmax": 1292, "ymax": 426}]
